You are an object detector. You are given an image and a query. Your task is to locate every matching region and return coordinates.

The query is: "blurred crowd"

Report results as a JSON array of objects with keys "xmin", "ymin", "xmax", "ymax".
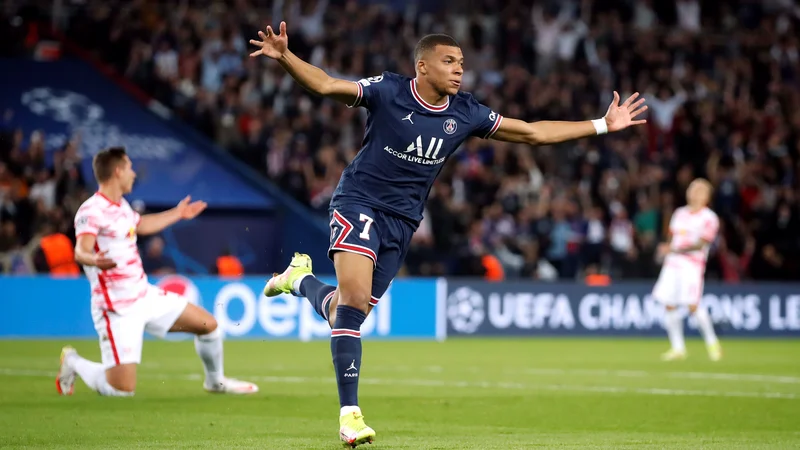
[
  {"xmin": 0, "ymin": 123, "xmax": 85, "ymax": 273},
  {"xmin": 0, "ymin": 122, "xmax": 183, "ymax": 275},
  {"xmin": 2, "ymin": 0, "xmax": 800, "ymax": 282}
]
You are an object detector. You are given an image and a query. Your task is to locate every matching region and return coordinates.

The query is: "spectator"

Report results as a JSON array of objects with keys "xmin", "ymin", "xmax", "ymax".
[
  {"xmin": 141, "ymin": 236, "xmax": 176, "ymax": 276},
  {"xmin": 608, "ymin": 203, "xmax": 637, "ymax": 279},
  {"xmin": 582, "ymin": 206, "xmax": 606, "ymax": 268},
  {"xmin": 212, "ymin": 248, "xmax": 244, "ymax": 278},
  {"xmin": 32, "ymin": 221, "xmax": 80, "ymax": 277},
  {"xmin": 29, "ymin": 168, "xmax": 57, "ymax": 210},
  {"xmin": 0, "ymin": 220, "xmax": 19, "ymax": 253}
]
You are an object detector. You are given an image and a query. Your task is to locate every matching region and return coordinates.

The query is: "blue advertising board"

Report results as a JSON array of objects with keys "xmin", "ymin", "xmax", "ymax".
[
  {"xmin": 2, "ymin": 277, "xmax": 798, "ymax": 339},
  {"xmin": 0, "ymin": 276, "xmax": 438, "ymax": 340},
  {"xmin": 0, "ymin": 59, "xmax": 273, "ymax": 209},
  {"xmin": 442, "ymin": 280, "xmax": 800, "ymax": 338}
]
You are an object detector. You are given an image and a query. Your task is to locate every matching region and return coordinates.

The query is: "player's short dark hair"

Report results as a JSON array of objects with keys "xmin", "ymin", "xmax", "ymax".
[
  {"xmin": 92, "ymin": 147, "xmax": 128, "ymax": 183},
  {"xmin": 414, "ymin": 34, "xmax": 461, "ymax": 62}
]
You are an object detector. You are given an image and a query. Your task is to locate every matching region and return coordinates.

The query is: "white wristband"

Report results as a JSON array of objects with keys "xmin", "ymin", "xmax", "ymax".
[{"xmin": 591, "ymin": 118, "xmax": 608, "ymax": 135}]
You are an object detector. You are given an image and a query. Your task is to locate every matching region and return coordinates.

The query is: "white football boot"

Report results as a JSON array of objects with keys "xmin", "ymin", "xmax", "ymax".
[
  {"xmin": 204, "ymin": 377, "xmax": 259, "ymax": 394},
  {"xmin": 56, "ymin": 346, "xmax": 77, "ymax": 396}
]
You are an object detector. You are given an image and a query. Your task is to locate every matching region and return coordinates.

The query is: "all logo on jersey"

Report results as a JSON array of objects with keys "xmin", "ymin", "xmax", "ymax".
[
  {"xmin": 443, "ymin": 118, "xmax": 457, "ymax": 135},
  {"xmin": 406, "ymin": 136, "xmax": 444, "ymax": 160},
  {"xmin": 383, "ymin": 135, "xmax": 447, "ymax": 166}
]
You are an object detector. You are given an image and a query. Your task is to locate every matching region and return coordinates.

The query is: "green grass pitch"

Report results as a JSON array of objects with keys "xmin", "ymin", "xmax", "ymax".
[{"xmin": 0, "ymin": 338, "xmax": 798, "ymax": 449}]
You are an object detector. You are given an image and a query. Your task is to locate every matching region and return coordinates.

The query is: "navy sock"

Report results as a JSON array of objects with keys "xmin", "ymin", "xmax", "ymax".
[
  {"xmin": 331, "ymin": 305, "xmax": 367, "ymax": 408},
  {"xmin": 299, "ymin": 276, "xmax": 336, "ymax": 322}
]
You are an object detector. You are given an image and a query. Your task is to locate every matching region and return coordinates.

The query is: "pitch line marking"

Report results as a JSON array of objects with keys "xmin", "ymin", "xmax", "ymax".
[
  {"xmin": 377, "ymin": 365, "xmax": 800, "ymax": 384},
  {"xmin": 1, "ymin": 368, "xmax": 796, "ymax": 400}
]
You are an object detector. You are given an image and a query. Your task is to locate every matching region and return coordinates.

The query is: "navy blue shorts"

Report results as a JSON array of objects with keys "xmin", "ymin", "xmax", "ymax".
[{"xmin": 328, "ymin": 203, "xmax": 415, "ymax": 305}]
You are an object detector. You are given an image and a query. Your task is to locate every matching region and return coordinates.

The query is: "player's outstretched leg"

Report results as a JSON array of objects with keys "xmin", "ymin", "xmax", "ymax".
[
  {"xmin": 264, "ymin": 252, "xmax": 337, "ymax": 323},
  {"xmin": 661, "ymin": 306, "xmax": 687, "ymax": 361},
  {"xmin": 689, "ymin": 305, "xmax": 722, "ymax": 361},
  {"xmin": 266, "ymin": 251, "xmax": 376, "ymax": 446},
  {"xmin": 169, "ymin": 304, "xmax": 258, "ymax": 394},
  {"xmin": 331, "ymin": 251, "xmax": 375, "ymax": 448},
  {"xmin": 57, "ymin": 346, "xmax": 134, "ymax": 396}
]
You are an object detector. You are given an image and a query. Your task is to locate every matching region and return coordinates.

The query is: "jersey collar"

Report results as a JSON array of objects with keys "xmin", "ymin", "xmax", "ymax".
[
  {"xmin": 96, "ymin": 191, "xmax": 121, "ymax": 207},
  {"xmin": 410, "ymin": 79, "xmax": 449, "ymax": 112}
]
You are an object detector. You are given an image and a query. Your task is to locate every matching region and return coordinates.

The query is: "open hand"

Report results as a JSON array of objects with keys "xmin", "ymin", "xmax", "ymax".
[
  {"xmin": 249, "ymin": 21, "xmax": 288, "ymax": 59},
  {"xmin": 604, "ymin": 91, "xmax": 648, "ymax": 132},
  {"xmin": 177, "ymin": 195, "xmax": 207, "ymax": 220}
]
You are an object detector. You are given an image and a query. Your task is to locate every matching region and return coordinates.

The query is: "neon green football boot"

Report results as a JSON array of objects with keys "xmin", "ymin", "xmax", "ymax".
[
  {"xmin": 263, "ymin": 252, "xmax": 313, "ymax": 297},
  {"xmin": 339, "ymin": 410, "xmax": 376, "ymax": 448},
  {"xmin": 660, "ymin": 348, "xmax": 687, "ymax": 361},
  {"xmin": 707, "ymin": 342, "xmax": 722, "ymax": 362}
]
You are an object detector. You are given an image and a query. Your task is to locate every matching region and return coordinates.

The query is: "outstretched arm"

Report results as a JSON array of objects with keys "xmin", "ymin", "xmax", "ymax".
[
  {"xmin": 249, "ymin": 21, "xmax": 359, "ymax": 106},
  {"xmin": 492, "ymin": 92, "xmax": 647, "ymax": 146},
  {"xmin": 137, "ymin": 196, "xmax": 207, "ymax": 236}
]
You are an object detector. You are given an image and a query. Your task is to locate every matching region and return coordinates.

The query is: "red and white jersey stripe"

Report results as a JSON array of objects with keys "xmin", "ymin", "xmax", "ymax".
[
  {"xmin": 74, "ymin": 193, "xmax": 148, "ymax": 311},
  {"xmin": 664, "ymin": 206, "xmax": 719, "ymax": 273}
]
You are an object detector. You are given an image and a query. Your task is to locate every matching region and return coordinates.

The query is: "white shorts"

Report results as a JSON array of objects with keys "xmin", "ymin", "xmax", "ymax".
[
  {"xmin": 92, "ymin": 284, "xmax": 188, "ymax": 368},
  {"xmin": 652, "ymin": 265, "xmax": 704, "ymax": 307}
]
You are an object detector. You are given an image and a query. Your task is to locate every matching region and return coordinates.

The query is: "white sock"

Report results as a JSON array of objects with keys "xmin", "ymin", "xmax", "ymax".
[
  {"xmin": 293, "ymin": 274, "xmax": 311, "ymax": 296},
  {"xmin": 341, "ymin": 405, "xmax": 361, "ymax": 416},
  {"xmin": 96, "ymin": 379, "xmax": 134, "ymax": 396},
  {"xmin": 664, "ymin": 309, "xmax": 686, "ymax": 352},
  {"xmin": 693, "ymin": 307, "xmax": 719, "ymax": 346},
  {"xmin": 69, "ymin": 353, "xmax": 105, "ymax": 390},
  {"xmin": 195, "ymin": 328, "xmax": 224, "ymax": 386},
  {"xmin": 68, "ymin": 354, "xmax": 134, "ymax": 396}
]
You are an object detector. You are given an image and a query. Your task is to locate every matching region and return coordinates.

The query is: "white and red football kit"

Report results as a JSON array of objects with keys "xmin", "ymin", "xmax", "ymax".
[
  {"xmin": 74, "ymin": 193, "xmax": 187, "ymax": 368},
  {"xmin": 652, "ymin": 206, "xmax": 719, "ymax": 307}
]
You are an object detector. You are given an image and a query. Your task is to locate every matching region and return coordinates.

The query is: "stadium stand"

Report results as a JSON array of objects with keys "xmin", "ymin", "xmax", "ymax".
[{"xmin": 1, "ymin": 0, "xmax": 799, "ymax": 282}]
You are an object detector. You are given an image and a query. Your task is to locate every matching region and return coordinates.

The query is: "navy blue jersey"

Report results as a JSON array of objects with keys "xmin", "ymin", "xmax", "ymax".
[{"xmin": 330, "ymin": 71, "xmax": 504, "ymax": 225}]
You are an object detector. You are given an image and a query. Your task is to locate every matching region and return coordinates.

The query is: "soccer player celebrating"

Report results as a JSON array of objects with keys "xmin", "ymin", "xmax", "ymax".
[
  {"xmin": 56, "ymin": 147, "xmax": 258, "ymax": 397},
  {"xmin": 653, "ymin": 178, "xmax": 722, "ymax": 362},
  {"xmin": 250, "ymin": 23, "xmax": 647, "ymax": 447}
]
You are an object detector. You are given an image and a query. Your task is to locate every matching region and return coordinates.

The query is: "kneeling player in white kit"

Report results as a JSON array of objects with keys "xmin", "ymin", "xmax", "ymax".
[
  {"xmin": 56, "ymin": 147, "xmax": 258, "ymax": 396},
  {"xmin": 653, "ymin": 178, "xmax": 722, "ymax": 361}
]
